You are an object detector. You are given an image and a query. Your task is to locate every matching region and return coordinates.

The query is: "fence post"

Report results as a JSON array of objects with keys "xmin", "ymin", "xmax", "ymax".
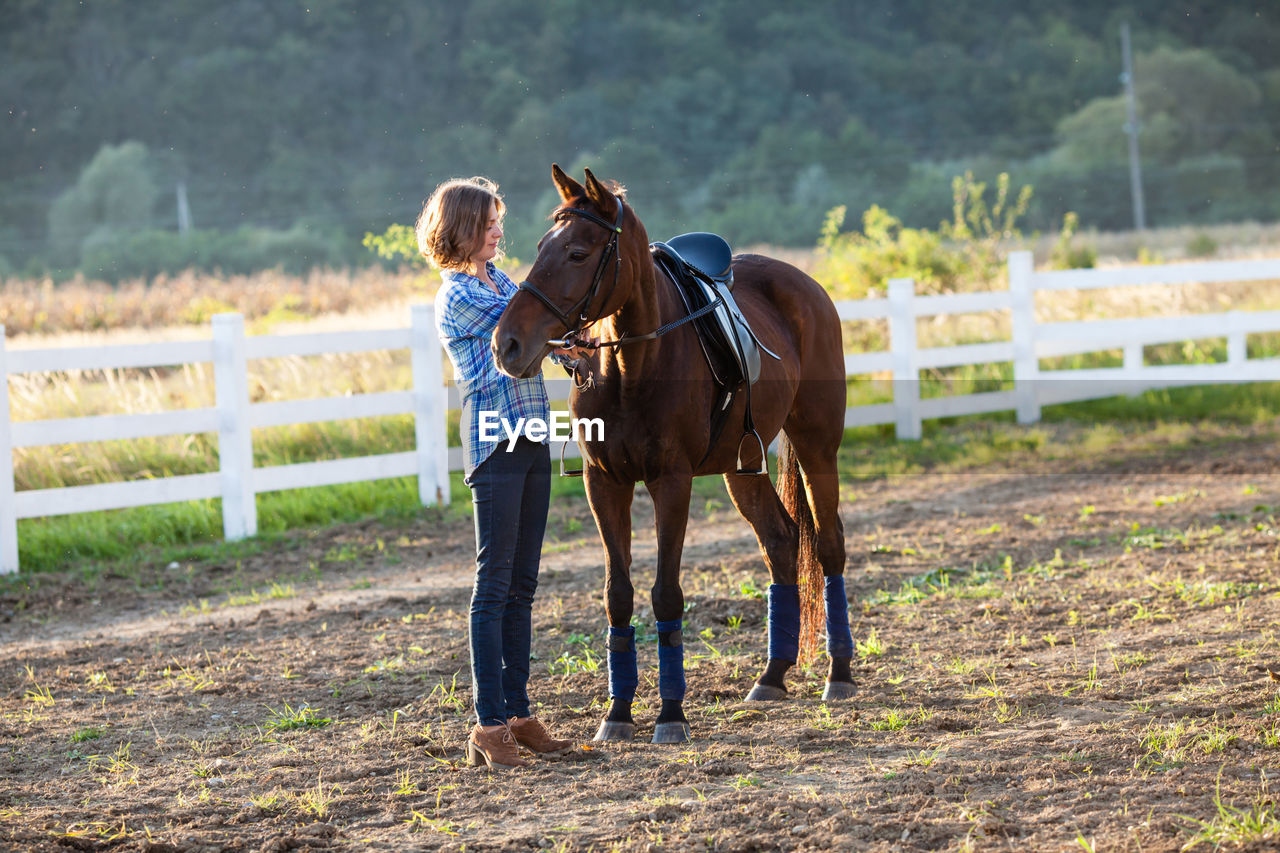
[
  {"xmin": 889, "ymin": 278, "xmax": 921, "ymax": 440},
  {"xmin": 411, "ymin": 305, "xmax": 450, "ymax": 507},
  {"xmin": 0, "ymin": 327, "xmax": 17, "ymax": 574},
  {"xmin": 1227, "ymin": 310, "xmax": 1247, "ymax": 370},
  {"xmin": 213, "ymin": 314, "xmax": 256, "ymax": 539},
  {"xmin": 1009, "ymin": 251, "xmax": 1040, "ymax": 424},
  {"xmin": 1123, "ymin": 341, "xmax": 1145, "ymax": 397}
]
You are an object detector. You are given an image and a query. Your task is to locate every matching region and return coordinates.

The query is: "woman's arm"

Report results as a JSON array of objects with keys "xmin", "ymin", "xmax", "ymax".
[{"xmin": 438, "ymin": 288, "xmax": 508, "ymax": 341}]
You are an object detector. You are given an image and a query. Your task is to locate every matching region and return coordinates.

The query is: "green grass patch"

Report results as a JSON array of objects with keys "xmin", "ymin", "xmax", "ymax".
[
  {"xmin": 264, "ymin": 704, "xmax": 332, "ymax": 732},
  {"xmin": 1043, "ymin": 382, "xmax": 1280, "ymax": 425},
  {"xmin": 10, "ymin": 381, "xmax": 1280, "ymax": 578},
  {"xmin": 15, "ymin": 476, "xmax": 435, "ymax": 572},
  {"xmin": 1181, "ymin": 785, "xmax": 1280, "ymax": 849},
  {"xmin": 1144, "ymin": 337, "xmax": 1227, "ymax": 366},
  {"xmin": 919, "ymin": 361, "xmax": 1013, "ymax": 399},
  {"xmin": 70, "ymin": 727, "xmax": 106, "ymax": 743},
  {"xmin": 1039, "ymin": 349, "xmax": 1123, "ymax": 371},
  {"xmin": 1248, "ymin": 331, "xmax": 1280, "ymax": 359},
  {"xmin": 865, "ymin": 556, "xmax": 1013, "ymax": 606}
]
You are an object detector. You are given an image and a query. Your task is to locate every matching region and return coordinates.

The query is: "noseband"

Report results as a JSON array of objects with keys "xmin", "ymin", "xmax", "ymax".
[{"xmin": 517, "ymin": 198, "xmax": 624, "ymax": 346}]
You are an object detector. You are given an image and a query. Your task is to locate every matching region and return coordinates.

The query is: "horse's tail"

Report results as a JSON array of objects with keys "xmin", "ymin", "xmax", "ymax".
[{"xmin": 777, "ymin": 432, "xmax": 823, "ymax": 663}]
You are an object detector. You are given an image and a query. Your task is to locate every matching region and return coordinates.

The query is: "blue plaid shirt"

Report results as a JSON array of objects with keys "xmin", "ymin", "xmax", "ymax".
[{"xmin": 435, "ymin": 262, "xmax": 550, "ymax": 477}]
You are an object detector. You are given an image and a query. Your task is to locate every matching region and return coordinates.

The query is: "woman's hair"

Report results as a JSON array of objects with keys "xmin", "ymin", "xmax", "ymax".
[{"xmin": 415, "ymin": 177, "xmax": 505, "ymax": 270}]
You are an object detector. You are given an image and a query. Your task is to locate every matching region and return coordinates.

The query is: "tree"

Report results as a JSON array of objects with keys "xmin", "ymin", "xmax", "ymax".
[
  {"xmin": 1135, "ymin": 46, "xmax": 1266, "ymax": 161},
  {"xmin": 46, "ymin": 141, "xmax": 158, "ymax": 268},
  {"xmin": 1050, "ymin": 46, "xmax": 1266, "ymax": 169}
]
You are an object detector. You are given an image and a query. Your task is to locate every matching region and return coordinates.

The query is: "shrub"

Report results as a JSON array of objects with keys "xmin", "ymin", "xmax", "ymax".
[
  {"xmin": 79, "ymin": 224, "xmax": 349, "ymax": 283},
  {"xmin": 813, "ymin": 172, "xmax": 1033, "ymax": 298},
  {"xmin": 1049, "ymin": 212, "xmax": 1097, "ymax": 270},
  {"xmin": 235, "ymin": 224, "xmax": 347, "ymax": 275},
  {"xmin": 1186, "ymin": 232, "xmax": 1218, "ymax": 258},
  {"xmin": 814, "ymin": 204, "xmax": 961, "ymax": 299},
  {"xmin": 938, "ymin": 171, "xmax": 1033, "ymax": 285},
  {"xmin": 47, "ymin": 141, "xmax": 159, "ymax": 267},
  {"xmin": 363, "ymin": 224, "xmax": 426, "ymax": 268}
]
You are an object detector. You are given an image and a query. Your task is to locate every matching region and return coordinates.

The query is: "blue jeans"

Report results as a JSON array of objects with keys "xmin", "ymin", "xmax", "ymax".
[{"xmin": 466, "ymin": 437, "xmax": 551, "ymax": 726}]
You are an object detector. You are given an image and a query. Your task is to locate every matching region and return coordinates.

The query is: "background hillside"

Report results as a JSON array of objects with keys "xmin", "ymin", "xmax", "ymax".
[{"xmin": 3, "ymin": 0, "xmax": 1278, "ymax": 281}]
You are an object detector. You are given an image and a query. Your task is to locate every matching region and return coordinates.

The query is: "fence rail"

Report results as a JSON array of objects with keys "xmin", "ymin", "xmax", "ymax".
[{"xmin": 3, "ymin": 251, "xmax": 1279, "ymax": 573}]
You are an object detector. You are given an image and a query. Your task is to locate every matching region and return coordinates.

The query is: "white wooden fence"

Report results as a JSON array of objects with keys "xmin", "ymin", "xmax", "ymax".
[
  {"xmin": 0, "ymin": 306, "xmax": 450, "ymax": 574},
  {"xmin": 843, "ymin": 251, "xmax": 1280, "ymax": 439},
  {"xmin": 2, "ymin": 250, "xmax": 1279, "ymax": 573}
]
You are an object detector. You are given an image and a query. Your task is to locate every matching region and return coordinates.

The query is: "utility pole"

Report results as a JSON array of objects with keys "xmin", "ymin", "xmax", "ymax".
[
  {"xmin": 176, "ymin": 181, "xmax": 193, "ymax": 234},
  {"xmin": 1120, "ymin": 22, "xmax": 1146, "ymax": 231}
]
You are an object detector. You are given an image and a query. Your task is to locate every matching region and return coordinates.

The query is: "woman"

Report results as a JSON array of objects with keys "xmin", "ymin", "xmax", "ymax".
[{"xmin": 418, "ymin": 176, "xmax": 577, "ymax": 770}]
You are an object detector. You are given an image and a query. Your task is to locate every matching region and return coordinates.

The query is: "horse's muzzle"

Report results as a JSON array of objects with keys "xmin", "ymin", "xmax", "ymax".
[{"xmin": 492, "ymin": 334, "xmax": 544, "ymax": 379}]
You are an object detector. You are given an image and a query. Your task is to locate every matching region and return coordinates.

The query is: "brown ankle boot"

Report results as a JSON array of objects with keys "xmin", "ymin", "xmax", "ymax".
[
  {"xmin": 509, "ymin": 716, "xmax": 573, "ymax": 756},
  {"xmin": 466, "ymin": 724, "xmax": 528, "ymax": 770}
]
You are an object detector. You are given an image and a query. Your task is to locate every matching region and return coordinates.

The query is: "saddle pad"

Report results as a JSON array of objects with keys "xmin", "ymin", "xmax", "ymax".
[
  {"xmin": 652, "ymin": 243, "xmax": 760, "ymax": 387},
  {"xmin": 695, "ymin": 276, "xmax": 761, "ymax": 385}
]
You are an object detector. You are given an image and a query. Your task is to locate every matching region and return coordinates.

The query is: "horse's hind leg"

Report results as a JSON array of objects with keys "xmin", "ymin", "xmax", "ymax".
[
  {"xmin": 785, "ymin": 411, "xmax": 855, "ymax": 700},
  {"xmin": 722, "ymin": 472, "xmax": 801, "ymax": 701}
]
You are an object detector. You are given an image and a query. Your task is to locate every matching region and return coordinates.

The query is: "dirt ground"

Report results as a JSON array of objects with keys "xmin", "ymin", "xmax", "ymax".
[{"xmin": 3, "ymin": 427, "xmax": 1280, "ymax": 852}]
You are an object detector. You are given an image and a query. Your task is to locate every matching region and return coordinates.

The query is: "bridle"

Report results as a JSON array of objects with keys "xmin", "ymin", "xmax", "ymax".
[
  {"xmin": 517, "ymin": 194, "xmax": 722, "ymax": 353},
  {"xmin": 515, "ymin": 189, "xmax": 764, "ymax": 475},
  {"xmin": 517, "ymin": 198, "xmax": 624, "ymax": 349}
]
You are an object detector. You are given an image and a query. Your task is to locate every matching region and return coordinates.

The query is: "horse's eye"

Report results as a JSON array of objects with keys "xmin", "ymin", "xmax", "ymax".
[{"xmin": 569, "ymin": 250, "xmax": 589, "ymax": 262}]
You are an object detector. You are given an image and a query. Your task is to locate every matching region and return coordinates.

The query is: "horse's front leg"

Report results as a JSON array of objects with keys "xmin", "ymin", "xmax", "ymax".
[
  {"xmin": 647, "ymin": 474, "xmax": 693, "ymax": 744},
  {"xmin": 587, "ymin": 472, "xmax": 638, "ymax": 742}
]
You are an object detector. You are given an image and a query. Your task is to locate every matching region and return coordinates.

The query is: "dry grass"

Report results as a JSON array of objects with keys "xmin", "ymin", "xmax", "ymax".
[
  {"xmin": 0, "ymin": 266, "xmax": 433, "ymax": 340},
  {"xmin": 5, "ymin": 223, "xmax": 1280, "ymax": 492},
  {"xmin": 1030, "ymin": 219, "xmax": 1280, "ymax": 266},
  {"xmin": 8, "ymin": 351, "xmax": 414, "ymax": 491},
  {"xmin": 2, "ymin": 219, "xmax": 1277, "ymax": 347},
  {"xmin": 902, "ymin": 277, "xmax": 1280, "ymax": 351}
]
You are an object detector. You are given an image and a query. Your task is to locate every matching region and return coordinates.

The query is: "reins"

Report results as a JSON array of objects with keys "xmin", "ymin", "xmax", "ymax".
[
  {"xmin": 554, "ymin": 299, "xmax": 723, "ymax": 353},
  {"xmin": 518, "ymin": 187, "xmax": 768, "ymax": 477}
]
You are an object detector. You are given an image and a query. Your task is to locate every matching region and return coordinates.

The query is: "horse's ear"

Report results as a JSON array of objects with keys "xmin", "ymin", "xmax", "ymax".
[
  {"xmin": 552, "ymin": 163, "xmax": 584, "ymax": 203},
  {"xmin": 583, "ymin": 168, "xmax": 612, "ymax": 207}
]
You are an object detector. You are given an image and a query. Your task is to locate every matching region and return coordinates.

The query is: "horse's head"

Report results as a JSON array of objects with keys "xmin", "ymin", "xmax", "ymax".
[{"xmin": 493, "ymin": 164, "xmax": 640, "ymax": 379}]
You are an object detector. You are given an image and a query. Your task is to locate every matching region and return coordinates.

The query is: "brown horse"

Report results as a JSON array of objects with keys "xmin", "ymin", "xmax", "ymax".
[{"xmin": 493, "ymin": 166, "xmax": 852, "ymax": 743}]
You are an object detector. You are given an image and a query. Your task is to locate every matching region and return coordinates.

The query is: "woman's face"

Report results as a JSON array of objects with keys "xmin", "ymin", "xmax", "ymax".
[{"xmin": 470, "ymin": 201, "xmax": 503, "ymax": 268}]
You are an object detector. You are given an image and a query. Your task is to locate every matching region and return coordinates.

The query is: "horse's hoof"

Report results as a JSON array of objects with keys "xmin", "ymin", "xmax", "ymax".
[
  {"xmin": 652, "ymin": 722, "xmax": 691, "ymax": 744},
  {"xmin": 593, "ymin": 720, "xmax": 636, "ymax": 742},
  {"xmin": 822, "ymin": 680, "xmax": 857, "ymax": 701},
  {"xmin": 744, "ymin": 683, "xmax": 788, "ymax": 702}
]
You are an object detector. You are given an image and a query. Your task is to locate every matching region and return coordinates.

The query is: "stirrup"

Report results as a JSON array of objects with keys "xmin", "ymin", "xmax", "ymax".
[
  {"xmin": 559, "ymin": 441, "xmax": 583, "ymax": 477},
  {"xmin": 735, "ymin": 431, "xmax": 768, "ymax": 476}
]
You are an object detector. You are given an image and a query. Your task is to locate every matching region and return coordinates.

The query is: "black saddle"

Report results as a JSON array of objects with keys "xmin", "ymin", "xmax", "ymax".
[
  {"xmin": 651, "ymin": 233, "xmax": 780, "ymax": 474},
  {"xmin": 651, "ymin": 233, "xmax": 776, "ymax": 389},
  {"xmin": 666, "ymin": 232, "xmax": 733, "ymax": 289}
]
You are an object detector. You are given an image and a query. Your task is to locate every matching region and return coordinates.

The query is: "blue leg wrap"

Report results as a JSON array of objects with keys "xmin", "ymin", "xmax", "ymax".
[
  {"xmin": 656, "ymin": 618, "xmax": 686, "ymax": 702},
  {"xmin": 824, "ymin": 576, "xmax": 854, "ymax": 658},
  {"xmin": 607, "ymin": 625, "xmax": 638, "ymax": 702},
  {"xmin": 767, "ymin": 583, "xmax": 801, "ymax": 662}
]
